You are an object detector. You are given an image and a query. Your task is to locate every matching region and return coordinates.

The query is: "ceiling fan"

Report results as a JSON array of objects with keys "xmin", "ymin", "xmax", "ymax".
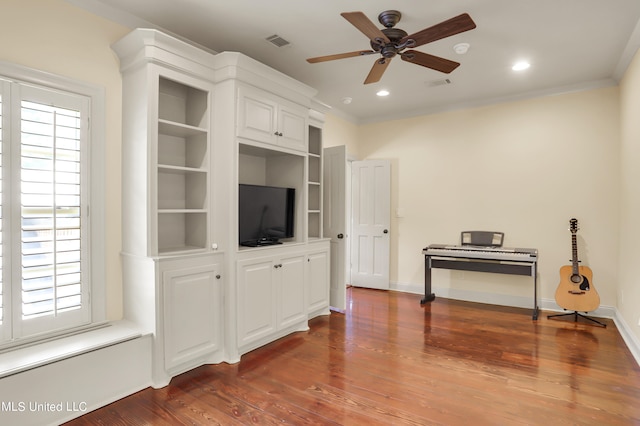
[{"xmin": 307, "ymin": 10, "xmax": 476, "ymax": 84}]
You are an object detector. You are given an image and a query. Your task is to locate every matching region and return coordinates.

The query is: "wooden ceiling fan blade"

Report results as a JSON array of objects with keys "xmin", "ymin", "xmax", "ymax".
[
  {"xmin": 341, "ymin": 11, "xmax": 390, "ymax": 43},
  {"xmin": 364, "ymin": 58, "xmax": 391, "ymax": 84},
  {"xmin": 307, "ymin": 50, "xmax": 376, "ymax": 63},
  {"xmin": 401, "ymin": 50, "xmax": 460, "ymax": 73},
  {"xmin": 402, "ymin": 13, "xmax": 476, "ymax": 48}
]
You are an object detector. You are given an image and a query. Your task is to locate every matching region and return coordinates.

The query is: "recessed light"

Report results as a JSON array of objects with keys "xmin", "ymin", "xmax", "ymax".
[
  {"xmin": 512, "ymin": 61, "xmax": 531, "ymax": 71},
  {"xmin": 376, "ymin": 90, "xmax": 390, "ymax": 97},
  {"xmin": 341, "ymin": 97, "xmax": 353, "ymax": 104}
]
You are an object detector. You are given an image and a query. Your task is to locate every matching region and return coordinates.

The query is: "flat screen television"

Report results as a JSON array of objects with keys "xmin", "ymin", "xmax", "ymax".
[{"xmin": 239, "ymin": 184, "xmax": 295, "ymax": 247}]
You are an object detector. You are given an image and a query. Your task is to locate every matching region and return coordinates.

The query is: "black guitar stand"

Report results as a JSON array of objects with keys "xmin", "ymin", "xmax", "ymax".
[{"xmin": 547, "ymin": 310, "xmax": 606, "ymax": 328}]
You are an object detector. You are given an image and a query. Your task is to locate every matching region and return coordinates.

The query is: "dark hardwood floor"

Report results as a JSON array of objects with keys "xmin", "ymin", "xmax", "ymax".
[{"xmin": 66, "ymin": 287, "xmax": 640, "ymax": 425}]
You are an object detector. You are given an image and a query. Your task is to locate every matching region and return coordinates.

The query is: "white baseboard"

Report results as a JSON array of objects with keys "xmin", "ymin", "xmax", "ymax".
[
  {"xmin": 613, "ymin": 309, "xmax": 640, "ymax": 367},
  {"xmin": 390, "ymin": 281, "xmax": 640, "ymax": 367}
]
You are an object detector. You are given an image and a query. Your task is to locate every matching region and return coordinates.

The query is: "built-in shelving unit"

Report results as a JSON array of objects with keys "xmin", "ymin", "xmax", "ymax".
[
  {"xmin": 115, "ymin": 29, "xmax": 330, "ymax": 384},
  {"xmin": 307, "ymin": 126, "xmax": 322, "ymax": 239},
  {"xmin": 114, "ymin": 30, "xmax": 223, "ymax": 388},
  {"xmin": 157, "ymin": 77, "xmax": 210, "ymax": 255}
]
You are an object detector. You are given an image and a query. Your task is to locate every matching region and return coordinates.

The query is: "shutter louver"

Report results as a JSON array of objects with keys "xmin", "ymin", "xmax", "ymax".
[{"xmin": 20, "ymin": 100, "xmax": 82, "ymax": 319}]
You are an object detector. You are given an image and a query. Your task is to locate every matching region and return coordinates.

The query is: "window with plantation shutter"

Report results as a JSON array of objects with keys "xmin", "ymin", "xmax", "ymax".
[
  {"xmin": 20, "ymin": 99, "xmax": 86, "ymax": 326},
  {"xmin": 0, "ymin": 64, "xmax": 102, "ymax": 346}
]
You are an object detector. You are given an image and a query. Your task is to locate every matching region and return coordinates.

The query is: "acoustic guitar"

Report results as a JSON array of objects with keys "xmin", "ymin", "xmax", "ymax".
[{"xmin": 554, "ymin": 218, "xmax": 600, "ymax": 312}]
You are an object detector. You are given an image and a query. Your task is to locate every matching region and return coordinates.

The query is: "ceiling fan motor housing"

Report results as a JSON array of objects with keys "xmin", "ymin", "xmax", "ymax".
[
  {"xmin": 371, "ymin": 27, "xmax": 409, "ymax": 57},
  {"xmin": 378, "ymin": 10, "xmax": 402, "ymax": 28}
]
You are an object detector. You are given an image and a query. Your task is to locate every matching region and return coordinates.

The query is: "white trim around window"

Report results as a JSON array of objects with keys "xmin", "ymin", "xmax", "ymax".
[{"xmin": 0, "ymin": 61, "xmax": 106, "ymax": 349}]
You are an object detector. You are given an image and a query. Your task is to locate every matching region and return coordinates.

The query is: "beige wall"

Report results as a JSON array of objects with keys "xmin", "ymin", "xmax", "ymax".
[
  {"xmin": 1, "ymin": 0, "xmax": 129, "ymax": 319},
  {"xmin": 619, "ymin": 49, "xmax": 640, "ymax": 343},
  {"xmin": 323, "ymin": 113, "xmax": 360, "ymax": 159},
  {"xmin": 352, "ymin": 87, "xmax": 621, "ymax": 307},
  {"xmin": 4, "ymin": 0, "xmax": 639, "ymax": 344}
]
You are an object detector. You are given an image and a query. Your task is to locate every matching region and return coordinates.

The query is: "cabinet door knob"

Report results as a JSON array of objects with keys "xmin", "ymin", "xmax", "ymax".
[
  {"xmin": 383, "ymin": 229, "xmax": 389, "ymax": 234},
  {"xmin": 216, "ymin": 275, "xmax": 221, "ymax": 279},
  {"xmin": 337, "ymin": 233, "xmax": 344, "ymax": 239}
]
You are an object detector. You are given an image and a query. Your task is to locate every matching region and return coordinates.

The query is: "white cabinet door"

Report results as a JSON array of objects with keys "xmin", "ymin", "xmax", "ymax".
[
  {"xmin": 163, "ymin": 263, "xmax": 221, "ymax": 370},
  {"xmin": 278, "ymin": 253, "xmax": 306, "ymax": 328},
  {"xmin": 237, "ymin": 86, "xmax": 278, "ymax": 145},
  {"xmin": 237, "ymin": 258, "xmax": 277, "ymax": 346},
  {"xmin": 307, "ymin": 245, "xmax": 330, "ymax": 317},
  {"xmin": 237, "ymin": 86, "xmax": 307, "ymax": 152},
  {"xmin": 237, "ymin": 249, "xmax": 309, "ymax": 349},
  {"xmin": 277, "ymin": 104, "xmax": 308, "ymax": 152}
]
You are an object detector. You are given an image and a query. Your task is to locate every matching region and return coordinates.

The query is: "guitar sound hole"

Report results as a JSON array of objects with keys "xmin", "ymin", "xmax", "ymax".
[{"xmin": 571, "ymin": 274, "xmax": 582, "ymax": 284}]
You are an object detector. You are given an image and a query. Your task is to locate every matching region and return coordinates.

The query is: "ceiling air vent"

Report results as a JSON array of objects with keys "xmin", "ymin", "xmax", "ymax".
[
  {"xmin": 265, "ymin": 34, "xmax": 290, "ymax": 48},
  {"xmin": 427, "ymin": 78, "xmax": 452, "ymax": 87}
]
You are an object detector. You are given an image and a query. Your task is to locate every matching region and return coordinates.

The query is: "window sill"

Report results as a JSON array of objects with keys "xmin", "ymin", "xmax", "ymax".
[{"xmin": 0, "ymin": 320, "xmax": 146, "ymax": 379}]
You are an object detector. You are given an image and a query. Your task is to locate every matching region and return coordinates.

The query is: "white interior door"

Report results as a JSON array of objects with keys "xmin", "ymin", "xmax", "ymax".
[
  {"xmin": 323, "ymin": 146, "xmax": 347, "ymax": 311},
  {"xmin": 351, "ymin": 160, "xmax": 390, "ymax": 290}
]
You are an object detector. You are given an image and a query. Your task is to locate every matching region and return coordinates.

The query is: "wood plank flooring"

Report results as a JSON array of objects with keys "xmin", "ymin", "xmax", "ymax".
[{"xmin": 66, "ymin": 288, "xmax": 640, "ymax": 425}]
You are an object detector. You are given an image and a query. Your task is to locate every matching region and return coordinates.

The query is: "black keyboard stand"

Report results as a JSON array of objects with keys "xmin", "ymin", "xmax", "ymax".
[
  {"xmin": 547, "ymin": 310, "xmax": 606, "ymax": 327},
  {"xmin": 421, "ymin": 252, "xmax": 539, "ymax": 320}
]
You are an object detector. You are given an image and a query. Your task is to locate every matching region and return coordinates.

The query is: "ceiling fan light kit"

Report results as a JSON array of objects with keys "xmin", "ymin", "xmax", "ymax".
[
  {"xmin": 453, "ymin": 42, "xmax": 470, "ymax": 54},
  {"xmin": 307, "ymin": 9, "xmax": 476, "ymax": 84}
]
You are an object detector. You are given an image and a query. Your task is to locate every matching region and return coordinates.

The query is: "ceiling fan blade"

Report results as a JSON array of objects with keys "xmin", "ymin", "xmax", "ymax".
[
  {"xmin": 364, "ymin": 58, "xmax": 391, "ymax": 84},
  {"xmin": 401, "ymin": 50, "xmax": 460, "ymax": 74},
  {"xmin": 307, "ymin": 50, "xmax": 376, "ymax": 63},
  {"xmin": 402, "ymin": 13, "xmax": 476, "ymax": 48},
  {"xmin": 341, "ymin": 11, "xmax": 390, "ymax": 43}
]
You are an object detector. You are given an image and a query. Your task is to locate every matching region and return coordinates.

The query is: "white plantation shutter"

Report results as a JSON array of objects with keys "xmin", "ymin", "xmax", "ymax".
[
  {"xmin": 20, "ymin": 100, "xmax": 84, "ymax": 318},
  {"xmin": 0, "ymin": 80, "xmax": 91, "ymax": 342}
]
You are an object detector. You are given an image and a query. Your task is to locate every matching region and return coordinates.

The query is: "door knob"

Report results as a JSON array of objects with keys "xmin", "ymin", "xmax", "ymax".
[
  {"xmin": 383, "ymin": 229, "xmax": 389, "ymax": 234},
  {"xmin": 337, "ymin": 233, "xmax": 344, "ymax": 239}
]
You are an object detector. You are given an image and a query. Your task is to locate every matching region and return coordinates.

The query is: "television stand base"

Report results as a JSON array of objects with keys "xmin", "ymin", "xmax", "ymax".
[{"xmin": 240, "ymin": 239, "xmax": 282, "ymax": 247}]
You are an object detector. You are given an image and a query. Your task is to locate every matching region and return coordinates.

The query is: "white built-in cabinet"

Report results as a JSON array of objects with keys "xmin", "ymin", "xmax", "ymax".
[
  {"xmin": 308, "ymin": 124, "xmax": 323, "ymax": 239},
  {"xmin": 307, "ymin": 241, "xmax": 330, "ymax": 318},
  {"xmin": 157, "ymin": 77, "xmax": 210, "ymax": 254},
  {"xmin": 237, "ymin": 85, "xmax": 308, "ymax": 152},
  {"xmin": 114, "ymin": 28, "xmax": 330, "ymax": 386},
  {"xmin": 236, "ymin": 248, "xmax": 307, "ymax": 353},
  {"xmin": 113, "ymin": 29, "xmax": 223, "ymax": 387},
  {"xmin": 160, "ymin": 255, "xmax": 223, "ymax": 372},
  {"xmin": 236, "ymin": 242, "xmax": 329, "ymax": 354}
]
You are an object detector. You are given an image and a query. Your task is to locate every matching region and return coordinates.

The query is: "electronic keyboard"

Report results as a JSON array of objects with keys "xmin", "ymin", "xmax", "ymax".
[{"xmin": 423, "ymin": 244, "xmax": 538, "ymax": 261}]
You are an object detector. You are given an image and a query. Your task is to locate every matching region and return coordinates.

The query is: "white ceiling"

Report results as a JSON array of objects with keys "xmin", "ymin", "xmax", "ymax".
[{"xmin": 67, "ymin": 0, "xmax": 640, "ymax": 124}]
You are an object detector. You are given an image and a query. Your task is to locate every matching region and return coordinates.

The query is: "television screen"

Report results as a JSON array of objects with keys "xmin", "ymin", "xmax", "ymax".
[{"xmin": 239, "ymin": 184, "xmax": 295, "ymax": 246}]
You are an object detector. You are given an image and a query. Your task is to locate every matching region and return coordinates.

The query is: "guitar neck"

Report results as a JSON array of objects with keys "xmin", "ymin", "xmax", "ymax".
[{"xmin": 571, "ymin": 233, "xmax": 579, "ymax": 274}]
